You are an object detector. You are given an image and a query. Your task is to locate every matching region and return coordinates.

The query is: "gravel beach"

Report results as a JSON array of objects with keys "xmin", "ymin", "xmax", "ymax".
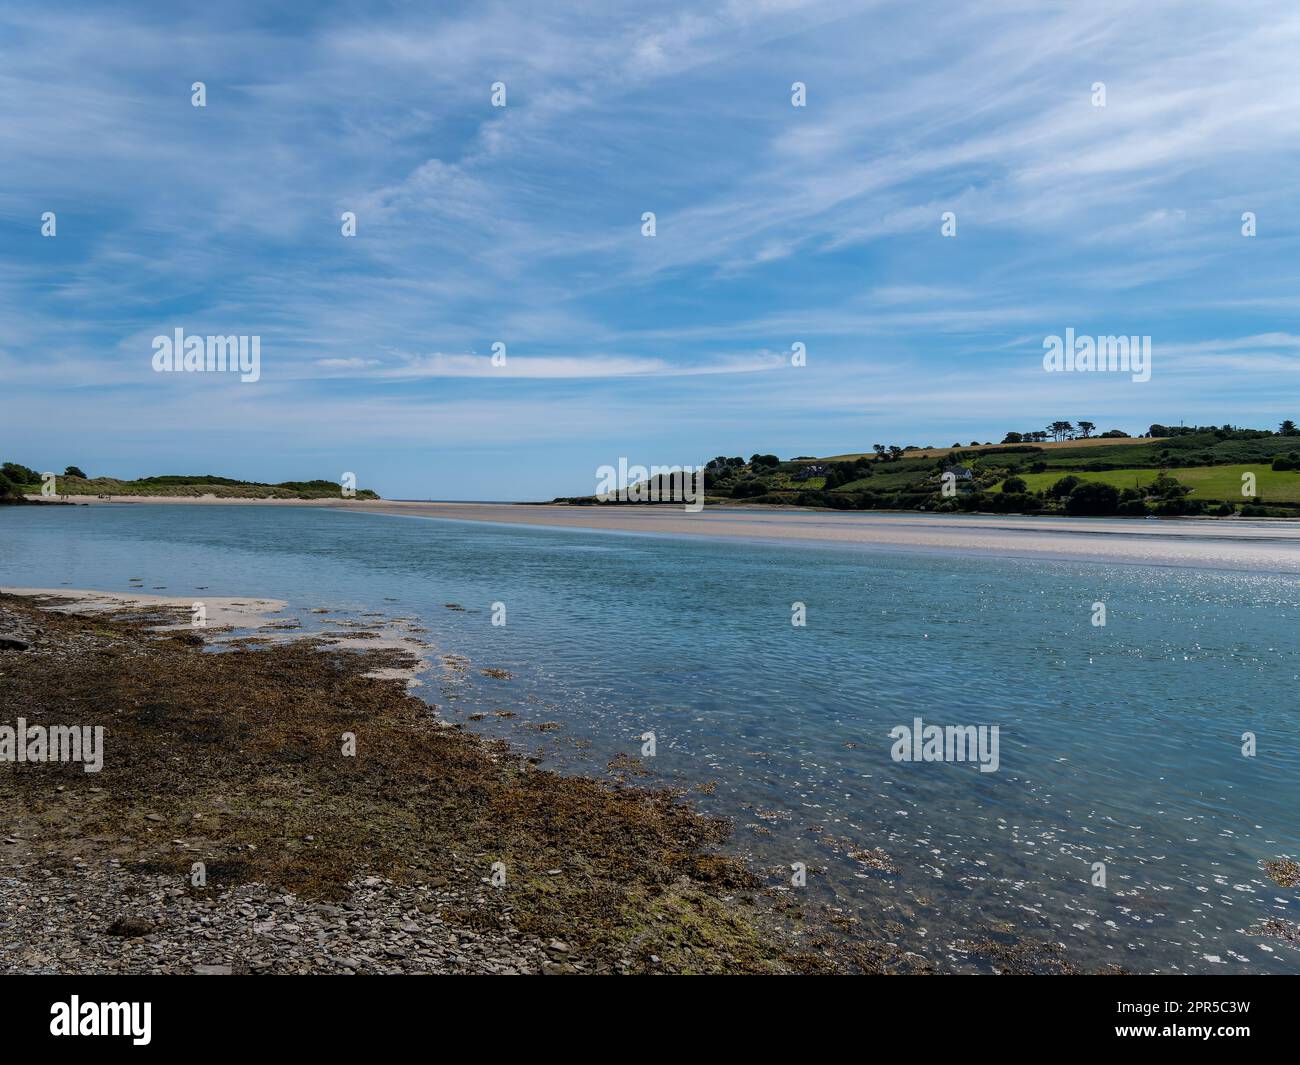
[{"xmin": 0, "ymin": 592, "xmax": 847, "ymax": 975}]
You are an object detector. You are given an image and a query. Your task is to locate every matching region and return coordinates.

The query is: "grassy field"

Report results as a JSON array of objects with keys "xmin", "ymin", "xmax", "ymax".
[
  {"xmin": 822, "ymin": 436, "xmax": 1160, "ymax": 462},
  {"xmin": 1016, "ymin": 464, "xmax": 1300, "ymax": 503},
  {"xmin": 555, "ymin": 429, "xmax": 1300, "ymax": 516}
]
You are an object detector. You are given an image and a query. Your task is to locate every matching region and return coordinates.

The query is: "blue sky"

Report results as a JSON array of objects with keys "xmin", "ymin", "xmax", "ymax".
[{"xmin": 3, "ymin": 0, "xmax": 1300, "ymax": 500}]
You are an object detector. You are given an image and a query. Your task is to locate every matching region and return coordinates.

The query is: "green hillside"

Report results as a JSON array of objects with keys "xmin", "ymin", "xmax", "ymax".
[
  {"xmin": 0, "ymin": 462, "xmax": 378, "ymax": 501},
  {"xmin": 555, "ymin": 423, "xmax": 1300, "ymax": 519}
]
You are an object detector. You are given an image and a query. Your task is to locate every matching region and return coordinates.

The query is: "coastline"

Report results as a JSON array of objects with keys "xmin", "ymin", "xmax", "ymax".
[
  {"xmin": 21, "ymin": 494, "xmax": 355, "ymax": 506},
  {"xmin": 336, "ymin": 504, "xmax": 1300, "ymax": 572},
  {"xmin": 5, "ymin": 577, "xmax": 1282, "ymax": 973},
  {"xmin": 0, "ymin": 591, "xmax": 851, "ymax": 975},
  {"xmin": 26, "ymin": 495, "xmax": 1300, "ymax": 571}
]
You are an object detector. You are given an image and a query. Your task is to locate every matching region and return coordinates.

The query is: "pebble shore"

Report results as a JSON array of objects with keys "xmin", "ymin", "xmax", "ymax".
[{"xmin": 0, "ymin": 592, "xmax": 833, "ymax": 975}]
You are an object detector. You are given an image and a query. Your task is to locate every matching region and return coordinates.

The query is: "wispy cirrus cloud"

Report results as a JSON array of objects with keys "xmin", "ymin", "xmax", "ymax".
[
  {"xmin": 316, "ymin": 351, "xmax": 784, "ymax": 380},
  {"xmin": 2, "ymin": 1, "xmax": 1300, "ymax": 498}
]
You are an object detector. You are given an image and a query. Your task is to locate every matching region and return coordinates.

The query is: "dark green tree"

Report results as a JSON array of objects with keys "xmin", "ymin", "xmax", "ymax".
[
  {"xmin": 2, "ymin": 462, "xmax": 39, "ymax": 485},
  {"xmin": 1049, "ymin": 474, "xmax": 1082, "ymax": 498},
  {"xmin": 1066, "ymin": 481, "xmax": 1120, "ymax": 515}
]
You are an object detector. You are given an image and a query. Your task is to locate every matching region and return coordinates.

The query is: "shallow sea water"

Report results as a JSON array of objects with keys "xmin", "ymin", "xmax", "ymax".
[{"xmin": 3, "ymin": 504, "xmax": 1298, "ymax": 973}]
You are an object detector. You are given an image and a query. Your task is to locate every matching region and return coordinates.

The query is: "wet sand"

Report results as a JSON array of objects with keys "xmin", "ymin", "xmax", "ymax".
[
  {"xmin": 36, "ymin": 496, "xmax": 1300, "ymax": 572},
  {"xmin": 23, "ymin": 494, "xmax": 349, "ymax": 506},
  {"xmin": 340, "ymin": 502, "xmax": 1300, "ymax": 573}
]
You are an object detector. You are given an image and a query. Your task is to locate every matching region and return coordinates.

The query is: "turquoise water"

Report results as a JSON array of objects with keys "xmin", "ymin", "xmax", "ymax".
[{"xmin": 3, "ymin": 504, "xmax": 1299, "ymax": 973}]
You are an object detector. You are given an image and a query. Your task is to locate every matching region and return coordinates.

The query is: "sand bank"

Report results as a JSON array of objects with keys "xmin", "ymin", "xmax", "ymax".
[
  {"xmin": 24, "ymin": 494, "xmax": 352, "ymax": 506},
  {"xmin": 338, "ymin": 502, "xmax": 1300, "ymax": 573},
  {"xmin": 27, "ymin": 496, "xmax": 1300, "ymax": 571}
]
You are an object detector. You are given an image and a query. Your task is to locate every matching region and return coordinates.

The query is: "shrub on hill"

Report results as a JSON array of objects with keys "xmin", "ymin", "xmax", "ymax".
[
  {"xmin": 1149, "ymin": 472, "xmax": 1191, "ymax": 499},
  {"xmin": 988, "ymin": 492, "xmax": 1040, "ymax": 513},
  {"xmin": 1065, "ymin": 481, "xmax": 1121, "ymax": 515},
  {"xmin": 823, "ymin": 457, "xmax": 873, "ymax": 489},
  {"xmin": 1153, "ymin": 495, "xmax": 1205, "ymax": 516},
  {"xmin": 1049, "ymin": 475, "xmax": 1082, "ymax": 498},
  {"xmin": 2, "ymin": 462, "xmax": 39, "ymax": 486}
]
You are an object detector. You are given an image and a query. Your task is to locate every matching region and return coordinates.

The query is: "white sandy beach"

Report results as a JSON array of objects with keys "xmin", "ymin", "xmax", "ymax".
[{"xmin": 0, "ymin": 588, "xmax": 288, "ymax": 628}]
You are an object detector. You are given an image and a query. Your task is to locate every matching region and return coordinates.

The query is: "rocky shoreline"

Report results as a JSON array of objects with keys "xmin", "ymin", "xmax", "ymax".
[{"xmin": 0, "ymin": 592, "xmax": 848, "ymax": 975}]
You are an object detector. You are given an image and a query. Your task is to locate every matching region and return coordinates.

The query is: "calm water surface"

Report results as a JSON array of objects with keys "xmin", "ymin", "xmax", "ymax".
[{"xmin": 3, "ymin": 504, "xmax": 1298, "ymax": 973}]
